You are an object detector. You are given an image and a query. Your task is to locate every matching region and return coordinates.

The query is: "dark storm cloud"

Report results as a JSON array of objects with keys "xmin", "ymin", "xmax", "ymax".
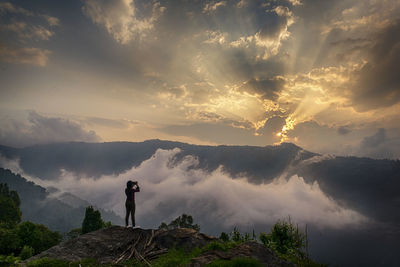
[
  {"xmin": 239, "ymin": 77, "xmax": 285, "ymax": 100},
  {"xmin": 361, "ymin": 128, "xmax": 386, "ymax": 148},
  {"xmin": 337, "ymin": 126, "xmax": 351, "ymax": 135},
  {"xmin": 352, "ymin": 20, "xmax": 400, "ymax": 111},
  {"xmin": 258, "ymin": 115, "xmax": 286, "ymax": 135},
  {"xmin": 0, "ymin": 111, "xmax": 100, "ymax": 147},
  {"xmin": 357, "ymin": 128, "xmax": 400, "ymax": 159}
]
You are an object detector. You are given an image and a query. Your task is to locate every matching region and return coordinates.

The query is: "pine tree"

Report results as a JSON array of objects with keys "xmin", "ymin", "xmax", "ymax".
[{"xmin": 81, "ymin": 206, "xmax": 105, "ymax": 234}]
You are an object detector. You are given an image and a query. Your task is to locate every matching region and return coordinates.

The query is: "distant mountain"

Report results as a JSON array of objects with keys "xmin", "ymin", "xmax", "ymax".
[
  {"xmin": 1, "ymin": 140, "xmax": 399, "ymax": 226},
  {"xmin": 0, "ymin": 140, "xmax": 316, "ymax": 182},
  {"xmin": 0, "ymin": 168, "xmax": 123, "ymax": 233}
]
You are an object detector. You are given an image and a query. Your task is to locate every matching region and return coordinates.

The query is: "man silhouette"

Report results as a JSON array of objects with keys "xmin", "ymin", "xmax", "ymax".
[{"xmin": 125, "ymin": 180, "xmax": 140, "ymax": 228}]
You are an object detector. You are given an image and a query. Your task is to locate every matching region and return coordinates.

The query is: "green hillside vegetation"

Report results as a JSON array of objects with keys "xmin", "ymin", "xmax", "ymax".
[
  {"xmin": 0, "ymin": 168, "xmax": 123, "ymax": 233},
  {"xmin": 0, "ymin": 183, "xmax": 62, "ymax": 266}
]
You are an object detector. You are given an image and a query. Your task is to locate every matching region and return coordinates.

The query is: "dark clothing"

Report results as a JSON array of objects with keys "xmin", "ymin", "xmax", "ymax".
[
  {"xmin": 125, "ymin": 185, "xmax": 140, "ymax": 226},
  {"xmin": 125, "ymin": 186, "xmax": 140, "ymax": 201},
  {"xmin": 125, "ymin": 200, "xmax": 136, "ymax": 226}
]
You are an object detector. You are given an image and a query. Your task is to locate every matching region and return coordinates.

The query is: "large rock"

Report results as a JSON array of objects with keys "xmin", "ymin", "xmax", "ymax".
[
  {"xmin": 26, "ymin": 226, "xmax": 216, "ymax": 264},
  {"xmin": 26, "ymin": 226, "xmax": 295, "ymax": 266}
]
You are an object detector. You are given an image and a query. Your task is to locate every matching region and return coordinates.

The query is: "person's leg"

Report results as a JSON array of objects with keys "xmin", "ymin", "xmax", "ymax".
[
  {"xmin": 131, "ymin": 202, "xmax": 136, "ymax": 227},
  {"xmin": 125, "ymin": 201, "xmax": 131, "ymax": 227}
]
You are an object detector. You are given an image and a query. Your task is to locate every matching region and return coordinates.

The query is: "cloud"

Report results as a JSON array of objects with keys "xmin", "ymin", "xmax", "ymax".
[
  {"xmin": 357, "ymin": 128, "xmax": 400, "ymax": 159},
  {"xmin": 0, "ymin": 45, "xmax": 51, "ymax": 66},
  {"xmin": 0, "ymin": 2, "xmax": 33, "ymax": 16},
  {"xmin": 202, "ymin": 1, "xmax": 227, "ymax": 14},
  {"xmin": 351, "ymin": 20, "xmax": 400, "ymax": 111},
  {"xmin": 0, "ymin": 2, "xmax": 59, "ymax": 40},
  {"xmin": 239, "ymin": 77, "xmax": 285, "ymax": 101},
  {"xmin": 0, "ymin": 2, "xmax": 59, "ymax": 66},
  {"xmin": 361, "ymin": 128, "xmax": 386, "ymax": 148},
  {"xmin": 258, "ymin": 116, "xmax": 286, "ymax": 136},
  {"xmin": 337, "ymin": 126, "xmax": 351, "ymax": 135},
  {"xmin": 82, "ymin": 0, "xmax": 165, "ymax": 44},
  {"xmin": 0, "ymin": 111, "xmax": 100, "ymax": 147},
  {"xmin": 10, "ymin": 148, "xmax": 368, "ymax": 233}
]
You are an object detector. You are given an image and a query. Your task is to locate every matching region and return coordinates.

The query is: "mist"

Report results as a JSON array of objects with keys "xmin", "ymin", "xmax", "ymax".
[{"xmin": 2, "ymin": 148, "xmax": 368, "ymax": 234}]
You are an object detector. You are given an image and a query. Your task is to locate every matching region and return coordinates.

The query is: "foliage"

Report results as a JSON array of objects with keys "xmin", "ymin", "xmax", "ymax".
[
  {"xmin": 259, "ymin": 218, "xmax": 326, "ymax": 266},
  {"xmin": 0, "ymin": 184, "xmax": 61, "ymax": 258},
  {"xmin": 0, "ymin": 183, "xmax": 21, "ymax": 227},
  {"xmin": 19, "ymin": 245, "xmax": 34, "ymax": 260},
  {"xmin": 0, "ymin": 227, "xmax": 19, "ymax": 255},
  {"xmin": 27, "ymin": 257, "xmax": 102, "ymax": 267},
  {"xmin": 27, "ymin": 257, "xmax": 70, "ymax": 267},
  {"xmin": 16, "ymin": 221, "xmax": 62, "ymax": 255},
  {"xmin": 151, "ymin": 247, "xmax": 201, "ymax": 267},
  {"xmin": 202, "ymin": 241, "xmax": 237, "ymax": 252},
  {"xmin": 230, "ymin": 227, "xmax": 255, "ymax": 243},
  {"xmin": 259, "ymin": 218, "xmax": 306, "ymax": 258},
  {"xmin": 219, "ymin": 232, "xmax": 230, "ymax": 242},
  {"xmin": 158, "ymin": 214, "xmax": 200, "ymax": 231},
  {"xmin": 82, "ymin": 206, "xmax": 110, "ymax": 234},
  {"xmin": 206, "ymin": 257, "xmax": 263, "ymax": 267},
  {"xmin": 0, "ymin": 254, "xmax": 20, "ymax": 267}
]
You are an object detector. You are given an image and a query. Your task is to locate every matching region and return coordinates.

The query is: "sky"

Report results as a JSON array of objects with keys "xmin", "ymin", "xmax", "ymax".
[{"xmin": 1, "ymin": 0, "xmax": 400, "ymax": 159}]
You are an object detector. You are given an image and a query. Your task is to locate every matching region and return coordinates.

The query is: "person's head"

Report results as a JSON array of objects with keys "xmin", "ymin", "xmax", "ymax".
[{"xmin": 126, "ymin": 180, "xmax": 133, "ymax": 188}]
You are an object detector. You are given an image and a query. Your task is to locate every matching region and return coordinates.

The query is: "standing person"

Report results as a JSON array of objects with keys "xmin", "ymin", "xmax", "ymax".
[{"xmin": 125, "ymin": 180, "xmax": 140, "ymax": 228}]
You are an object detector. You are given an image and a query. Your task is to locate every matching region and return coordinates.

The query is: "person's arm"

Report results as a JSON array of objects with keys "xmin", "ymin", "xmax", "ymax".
[{"xmin": 134, "ymin": 185, "xmax": 140, "ymax": 192}]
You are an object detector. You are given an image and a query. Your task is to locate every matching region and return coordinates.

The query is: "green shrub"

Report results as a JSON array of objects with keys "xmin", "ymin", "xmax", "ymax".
[
  {"xmin": 0, "ymin": 254, "xmax": 20, "ymax": 267},
  {"xmin": 27, "ymin": 257, "xmax": 70, "ymax": 267},
  {"xmin": 158, "ymin": 214, "xmax": 200, "ymax": 231},
  {"xmin": 259, "ymin": 218, "xmax": 306, "ymax": 258},
  {"xmin": 82, "ymin": 206, "xmax": 110, "ymax": 234},
  {"xmin": 0, "ymin": 183, "xmax": 21, "ymax": 227},
  {"xmin": 19, "ymin": 245, "xmax": 34, "ymax": 260},
  {"xmin": 151, "ymin": 247, "xmax": 201, "ymax": 267},
  {"xmin": 16, "ymin": 221, "xmax": 61, "ymax": 255},
  {"xmin": 219, "ymin": 232, "xmax": 230, "ymax": 242},
  {"xmin": 206, "ymin": 257, "xmax": 262, "ymax": 267},
  {"xmin": 27, "ymin": 257, "xmax": 102, "ymax": 267},
  {"xmin": 0, "ymin": 227, "xmax": 19, "ymax": 255},
  {"xmin": 202, "ymin": 241, "xmax": 238, "ymax": 253}
]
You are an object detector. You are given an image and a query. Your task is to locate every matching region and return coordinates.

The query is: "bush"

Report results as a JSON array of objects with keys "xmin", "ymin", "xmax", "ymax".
[
  {"xmin": 0, "ymin": 227, "xmax": 19, "ymax": 255},
  {"xmin": 150, "ymin": 247, "xmax": 201, "ymax": 267},
  {"xmin": 0, "ymin": 183, "xmax": 21, "ymax": 226},
  {"xmin": 259, "ymin": 218, "xmax": 306, "ymax": 258},
  {"xmin": 0, "ymin": 254, "xmax": 20, "ymax": 267},
  {"xmin": 19, "ymin": 245, "xmax": 34, "ymax": 260},
  {"xmin": 16, "ymin": 222, "xmax": 61, "ymax": 255},
  {"xmin": 27, "ymin": 257, "xmax": 70, "ymax": 267},
  {"xmin": 219, "ymin": 232, "xmax": 230, "ymax": 242},
  {"xmin": 27, "ymin": 258, "xmax": 101, "ymax": 267},
  {"xmin": 158, "ymin": 214, "xmax": 200, "ymax": 231},
  {"xmin": 82, "ymin": 206, "xmax": 109, "ymax": 234}
]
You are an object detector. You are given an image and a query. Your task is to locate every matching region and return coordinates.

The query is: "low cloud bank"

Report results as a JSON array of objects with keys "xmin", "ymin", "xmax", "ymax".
[
  {"xmin": 0, "ymin": 111, "xmax": 100, "ymax": 147},
  {"xmin": 1, "ymin": 149, "xmax": 368, "ymax": 233}
]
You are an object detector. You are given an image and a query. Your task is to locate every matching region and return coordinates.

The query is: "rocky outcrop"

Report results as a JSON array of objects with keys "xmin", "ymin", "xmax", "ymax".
[
  {"xmin": 27, "ymin": 226, "xmax": 215, "ymax": 264},
  {"xmin": 26, "ymin": 226, "xmax": 294, "ymax": 266}
]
